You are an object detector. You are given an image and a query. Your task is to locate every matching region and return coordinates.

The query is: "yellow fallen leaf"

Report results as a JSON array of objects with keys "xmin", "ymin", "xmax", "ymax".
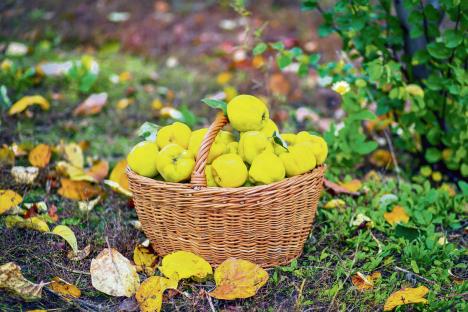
[
  {"xmin": 136, "ymin": 276, "xmax": 178, "ymax": 312},
  {"xmin": 384, "ymin": 205, "xmax": 409, "ymax": 226},
  {"xmin": 104, "ymin": 159, "xmax": 131, "ymax": 196},
  {"xmin": 151, "ymin": 99, "xmax": 163, "ymax": 110},
  {"xmin": 49, "ymin": 277, "xmax": 81, "ymax": 299},
  {"xmin": 350, "ymin": 213, "xmax": 374, "ymax": 228},
  {"xmin": 67, "ymin": 244, "xmax": 91, "ymax": 261},
  {"xmin": 90, "ymin": 248, "xmax": 140, "ymax": 297},
  {"xmin": 209, "ymin": 258, "xmax": 269, "ymax": 300},
  {"xmin": 369, "ymin": 149, "xmax": 393, "ymax": 168},
  {"xmin": 117, "ymin": 98, "xmax": 134, "ymax": 110},
  {"xmin": 51, "ymin": 225, "xmax": 78, "ymax": 253},
  {"xmin": 216, "ymin": 71, "xmax": 232, "ymax": 85},
  {"xmin": 0, "ymin": 145, "xmax": 15, "ymax": 166},
  {"xmin": 324, "ymin": 199, "xmax": 346, "ymax": 209},
  {"xmin": 339, "ymin": 179, "xmax": 362, "ymax": 193},
  {"xmin": 85, "ymin": 160, "xmax": 109, "ymax": 182},
  {"xmin": 8, "ymin": 95, "xmax": 50, "ymax": 115},
  {"xmin": 64, "ymin": 143, "xmax": 84, "ymax": 169},
  {"xmin": 73, "ymin": 93, "xmax": 108, "ymax": 116},
  {"xmin": 384, "ymin": 286, "xmax": 429, "ymax": 311},
  {"xmin": 0, "ymin": 262, "xmax": 46, "ymax": 301},
  {"xmin": 11, "ymin": 166, "xmax": 39, "ymax": 184},
  {"xmin": 28, "ymin": 144, "xmax": 52, "ymax": 168},
  {"xmin": 159, "ymin": 251, "xmax": 212, "ymax": 282},
  {"xmin": 5, "ymin": 216, "xmax": 50, "ymax": 232},
  {"xmin": 134, "ymin": 245, "xmax": 158, "ymax": 275},
  {"xmin": 58, "ymin": 179, "xmax": 101, "ymax": 201},
  {"xmin": 351, "ymin": 271, "xmax": 381, "ymax": 291},
  {"xmin": 0, "ymin": 189, "xmax": 22, "ymax": 215}
]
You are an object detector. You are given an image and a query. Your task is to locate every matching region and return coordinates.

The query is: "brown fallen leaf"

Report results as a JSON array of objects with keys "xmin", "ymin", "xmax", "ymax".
[
  {"xmin": 384, "ymin": 205, "xmax": 409, "ymax": 226},
  {"xmin": 0, "ymin": 189, "xmax": 23, "ymax": 215},
  {"xmin": 67, "ymin": 244, "xmax": 91, "ymax": 261},
  {"xmin": 268, "ymin": 73, "xmax": 290, "ymax": 96},
  {"xmin": 383, "ymin": 286, "xmax": 429, "ymax": 311},
  {"xmin": 58, "ymin": 179, "xmax": 101, "ymax": 201},
  {"xmin": 323, "ymin": 179, "xmax": 360, "ymax": 196},
  {"xmin": 135, "ymin": 276, "xmax": 178, "ymax": 312},
  {"xmin": 73, "ymin": 93, "xmax": 108, "ymax": 116},
  {"xmin": 85, "ymin": 160, "xmax": 109, "ymax": 182},
  {"xmin": 49, "ymin": 277, "xmax": 81, "ymax": 299},
  {"xmin": 0, "ymin": 262, "xmax": 46, "ymax": 301},
  {"xmin": 28, "ymin": 144, "xmax": 52, "ymax": 168},
  {"xmin": 339, "ymin": 179, "xmax": 362, "ymax": 193},
  {"xmin": 351, "ymin": 271, "xmax": 381, "ymax": 291},
  {"xmin": 209, "ymin": 258, "xmax": 268, "ymax": 300},
  {"xmin": 90, "ymin": 248, "xmax": 140, "ymax": 297}
]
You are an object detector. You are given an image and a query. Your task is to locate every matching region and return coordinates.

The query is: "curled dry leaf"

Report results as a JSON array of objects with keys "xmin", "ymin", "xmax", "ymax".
[
  {"xmin": 351, "ymin": 271, "xmax": 381, "ymax": 291},
  {"xmin": 8, "ymin": 95, "xmax": 50, "ymax": 115},
  {"xmin": 209, "ymin": 258, "xmax": 269, "ymax": 300},
  {"xmin": 159, "ymin": 251, "xmax": 212, "ymax": 282},
  {"xmin": 136, "ymin": 276, "xmax": 178, "ymax": 312},
  {"xmin": 67, "ymin": 244, "xmax": 91, "ymax": 261},
  {"xmin": 58, "ymin": 179, "xmax": 101, "ymax": 201},
  {"xmin": 0, "ymin": 189, "xmax": 22, "ymax": 215},
  {"xmin": 51, "ymin": 225, "xmax": 78, "ymax": 253},
  {"xmin": 0, "ymin": 262, "xmax": 46, "ymax": 301},
  {"xmin": 324, "ymin": 199, "xmax": 346, "ymax": 209},
  {"xmin": 384, "ymin": 205, "xmax": 409, "ymax": 226},
  {"xmin": 104, "ymin": 159, "xmax": 132, "ymax": 196},
  {"xmin": 84, "ymin": 160, "xmax": 109, "ymax": 182},
  {"xmin": 11, "ymin": 166, "xmax": 39, "ymax": 184},
  {"xmin": 5, "ymin": 216, "xmax": 50, "ymax": 232},
  {"xmin": 133, "ymin": 244, "xmax": 158, "ymax": 275},
  {"xmin": 323, "ymin": 179, "xmax": 360, "ymax": 196},
  {"xmin": 73, "ymin": 93, "xmax": 108, "ymax": 116},
  {"xmin": 49, "ymin": 277, "xmax": 81, "ymax": 299},
  {"xmin": 383, "ymin": 286, "xmax": 429, "ymax": 311},
  {"xmin": 28, "ymin": 144, "xmax": 52, "ymax": 168},
  {"xmin": 339, "ymin": 179, "xmax": 362, "ymax": 193},
  {"xmin": 90, "ymin": 248, "xmax": 140, "ymax": 297}
]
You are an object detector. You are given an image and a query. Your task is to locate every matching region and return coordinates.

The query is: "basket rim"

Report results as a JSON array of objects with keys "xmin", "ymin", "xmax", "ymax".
[{"xmin": 126, "ymin": 164, "xmax": 326, "ymax": 194}]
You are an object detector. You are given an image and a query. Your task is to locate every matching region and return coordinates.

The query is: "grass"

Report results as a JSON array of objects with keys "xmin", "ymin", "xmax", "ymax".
[{"xmin": 0, "ymin": 42, "xmax": 467, "ymax": 312}]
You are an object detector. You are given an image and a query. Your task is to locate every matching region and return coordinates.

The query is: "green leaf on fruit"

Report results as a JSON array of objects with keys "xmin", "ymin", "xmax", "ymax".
[
  {"xmin": 272, "ymin": 131, "xmax": 288, "ymax": 151},
  {"xmin": 137, "ymin": 122, "xmax": 160, "ymax": 141},
  {"xmin": 201, "ymin": 98, "xmax": 228, "ymax": 115}
]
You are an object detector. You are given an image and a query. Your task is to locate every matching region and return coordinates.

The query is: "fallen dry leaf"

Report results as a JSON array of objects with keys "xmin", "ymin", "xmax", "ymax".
[
  {"xmin": 85, "ymin": 160, "xmax": 109, "ymax": 182},
  {"xmin": 0, "ymin": 145, "xmax": 15, "ymax": 166},
  {"xmin": 351, "ymin": 271, "xmax": 381, "ymax": 291},
  {"xmin": 159, "ymin": 251, "xmax": 212, "ymax": 282},
  {"xmin": 133, "ymin": 244, "xmax": 158, "ymax": 275},
  {"xmin": 49, "ymin": 277, "xmax": 81, "ymax": 299},
  {"xmin": 11, "ymin": 166, "xmax": 39, "ymax": 184},
  {"xmin": 209, "ymin": 258, "xmax": 268, "ymax": 300},
  {"xmin": 8, "ymin": 95, "xmax": 50, "ymax": 115},
  {"xmin": 0, "ymin": 189, "xmax": 22, "ymax": 215},
  {"xmin": 58, "ymin": 179, "xmax": 101, "ymax": 201},
  {"xmin": 339, "ymin": 179, "xmax": 362, "ymax": 193},
  {"xmin": 73, "ymin": 92, "xmax": 108, "ymax": 116},
  {"xmin": 104, "ymin": 159, "xmax": 131, "ymax": 196},
  {"xmin": 5, "ymin": 216, "xmax": 50, "ymax": 232},
  {"xmin": 324, "ymin": 199, "xmax": 346, "ymax": 209},
  {"xmin": 51, "ymin": 225, "xmax": 78, "ymax": 253},
  {"xmin": 78, "ymin": 196, "xmax": 101, "ymax": 213},
  {"xmin": 135, "ymin": 276, "xmax": 178, "ymax": 312},
  {"xmin": 90, "ymin": 248, "xmax": 140, "ymax": 297},
  {"xmin": 63, "ymin": 143, "xmax": 84, "ymax": 169},
  {"xmin": 384, "ymin": 205, "xmax": 409, "ymax": 226},
  {"xmin": 350, "ymin": 213, "xmax": 374, "ymax": 228},
  {"xmin": 28, "ymin": 144, "xmax": 52, "ymax": 168},
  {"xmin": 68, "ymin": 244, "xmax": 91, "ymax": 261},
  {"xmin": 324, "ymin": 179, "xmax": 360, "ymax": 196},
  {"xmin": 369, "ymin": 149, "xmax": 393, "ymax": 168},
  {"xmin": 383, "ymin": 286, "xmax": 429, "ymax": 311},
  {"xmin": 0, "ymin": 262, "xmax": 46, "ymax": 301},
  {"xmin": 268, "ymin": 73, "xmax": 290, "ymax": 96}
]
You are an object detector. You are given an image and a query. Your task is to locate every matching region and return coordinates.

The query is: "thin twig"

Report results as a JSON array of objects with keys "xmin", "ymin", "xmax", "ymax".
[
  {"xmin": 394, "ymin": 266, "xmax": 435, "ymax": 285},
  {"xmin": 369, "ymin": 230, "xmax": 383, "ymax": 254},
  {"xmin": 204, "ymin": 290, "xmax": 217, "ymax": 312}
]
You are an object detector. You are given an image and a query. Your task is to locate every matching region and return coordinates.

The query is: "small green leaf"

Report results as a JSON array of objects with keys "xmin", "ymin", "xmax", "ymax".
[
  {"xmin": 427, "ymin": 42, "xmax": 450, "ymax": 60},
  {"xmin": 411, "ymin": 260, "xmax": 420, "ymax": 274},
  {"xmin": 201, "ymin": 98, "xmax": 228, "ymax": 115},
  {"xmin": 308, "ymin": 54, "xmax": 321, "ymax": 66},
  {"xmin": 458, "ymin": 180, "xmax": 468, "ymax": 196},
  {"xmin": 353, "ymin": 141, "xmax": 378, "ymax": 155},
  {"xmin": 253, "ymin": 42, "xmax": 267, "ymax": 56},
  {"xmin": 443, "ymin": 29, "xmax": 463, "ymax": 48},
  {"xmin": 272, "ymin": 131, "xmax": 288, "ymax": 151},
  {"xmin": 0, "ymin": 85, "xmax": 12, "ymax": 109},
  {"xmin": 277, "ymin": 54, "xmax": 292, "ymax": 69},
  {"xmin": 51, "ymin": 225, "xmax": 78, "ymax": 253},
  {"xmin": 425, "ymin": 148, "xmax": 441, "ymax": 163},
  {"xmin": 137, "ymin": 122, "xmax": 160, "ymax": 141},
  {"xmin": 270, "ymin": 41, "xmax": 285, "ymax": 51}
]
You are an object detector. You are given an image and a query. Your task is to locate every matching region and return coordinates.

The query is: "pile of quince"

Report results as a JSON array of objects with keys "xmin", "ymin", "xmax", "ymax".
[{"xmin": 127, "ymin": 94, "xmax": 327, "ymax": 187}]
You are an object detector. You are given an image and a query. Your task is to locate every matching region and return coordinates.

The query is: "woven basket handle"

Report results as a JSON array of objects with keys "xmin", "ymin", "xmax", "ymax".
[{"xmin": 190, "ymin": 112, "xmax": 229, "ymax": 186}]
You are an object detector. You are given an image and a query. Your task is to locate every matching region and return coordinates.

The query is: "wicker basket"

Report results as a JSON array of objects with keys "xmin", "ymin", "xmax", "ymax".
[{"xmin": 127, "ymin": 113, "xmax": 325, "ymax": 268}]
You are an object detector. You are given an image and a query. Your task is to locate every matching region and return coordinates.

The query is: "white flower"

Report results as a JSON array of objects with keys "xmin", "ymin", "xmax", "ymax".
[{"xmin": 332, "ymin": 81, "xmax": 350, "ymax": 95}]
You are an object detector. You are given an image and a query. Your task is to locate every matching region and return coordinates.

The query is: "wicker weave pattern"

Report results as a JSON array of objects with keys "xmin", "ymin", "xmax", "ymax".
[{"xmin": 127, "ymin": 113, "xmax": 325, "ymax": 267}]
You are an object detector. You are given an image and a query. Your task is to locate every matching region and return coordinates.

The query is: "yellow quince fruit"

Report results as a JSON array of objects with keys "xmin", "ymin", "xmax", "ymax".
[
  {"xmin": 260, "ymin": 119, "xmax": 279, "ymax": 138},
  {"xmin": 211, "ymin": 154, "xmax": 248, "ymax": 187},
  {"xmin": 279, "ymin": 141, "xmax": 317, "ymax": 177},
  {"xmin": 156, "ymin": 122, "xmax": 192, "ymax": 149},
  {"xmin": 226, "ymin": 141, "xmax": 239, "ymax": 154},
  {"xmin": 156, "ymin": 144, "xmax": 195, "ymax": 182},
  {"xmin": 205, "ymin": 165, "xmax": 217, "ymax": 187},
  {"xmin": 249, "ymin": 151, "xmax": 285, "ymax": 185},
  {"xmin": 295, "ymin": 131, "xmax": 328, "ymax": 164},
  {"xmin": 227, "ymin": 94, "xmax": 269, "ymax": 132},
  {"xmin": 127, "ymin": 141, "xmax": 159, "ymax": 177},
  {"xmin": 273, "ymin": 133, "xmax": 297, "ymax": 155},
  {"xmin": 238, "ymin": 131, "xmax": 274, "ymax": 164},
  {"xmin": 188, "ymin": 128, "xmax": 235, "ymax": 163}
]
